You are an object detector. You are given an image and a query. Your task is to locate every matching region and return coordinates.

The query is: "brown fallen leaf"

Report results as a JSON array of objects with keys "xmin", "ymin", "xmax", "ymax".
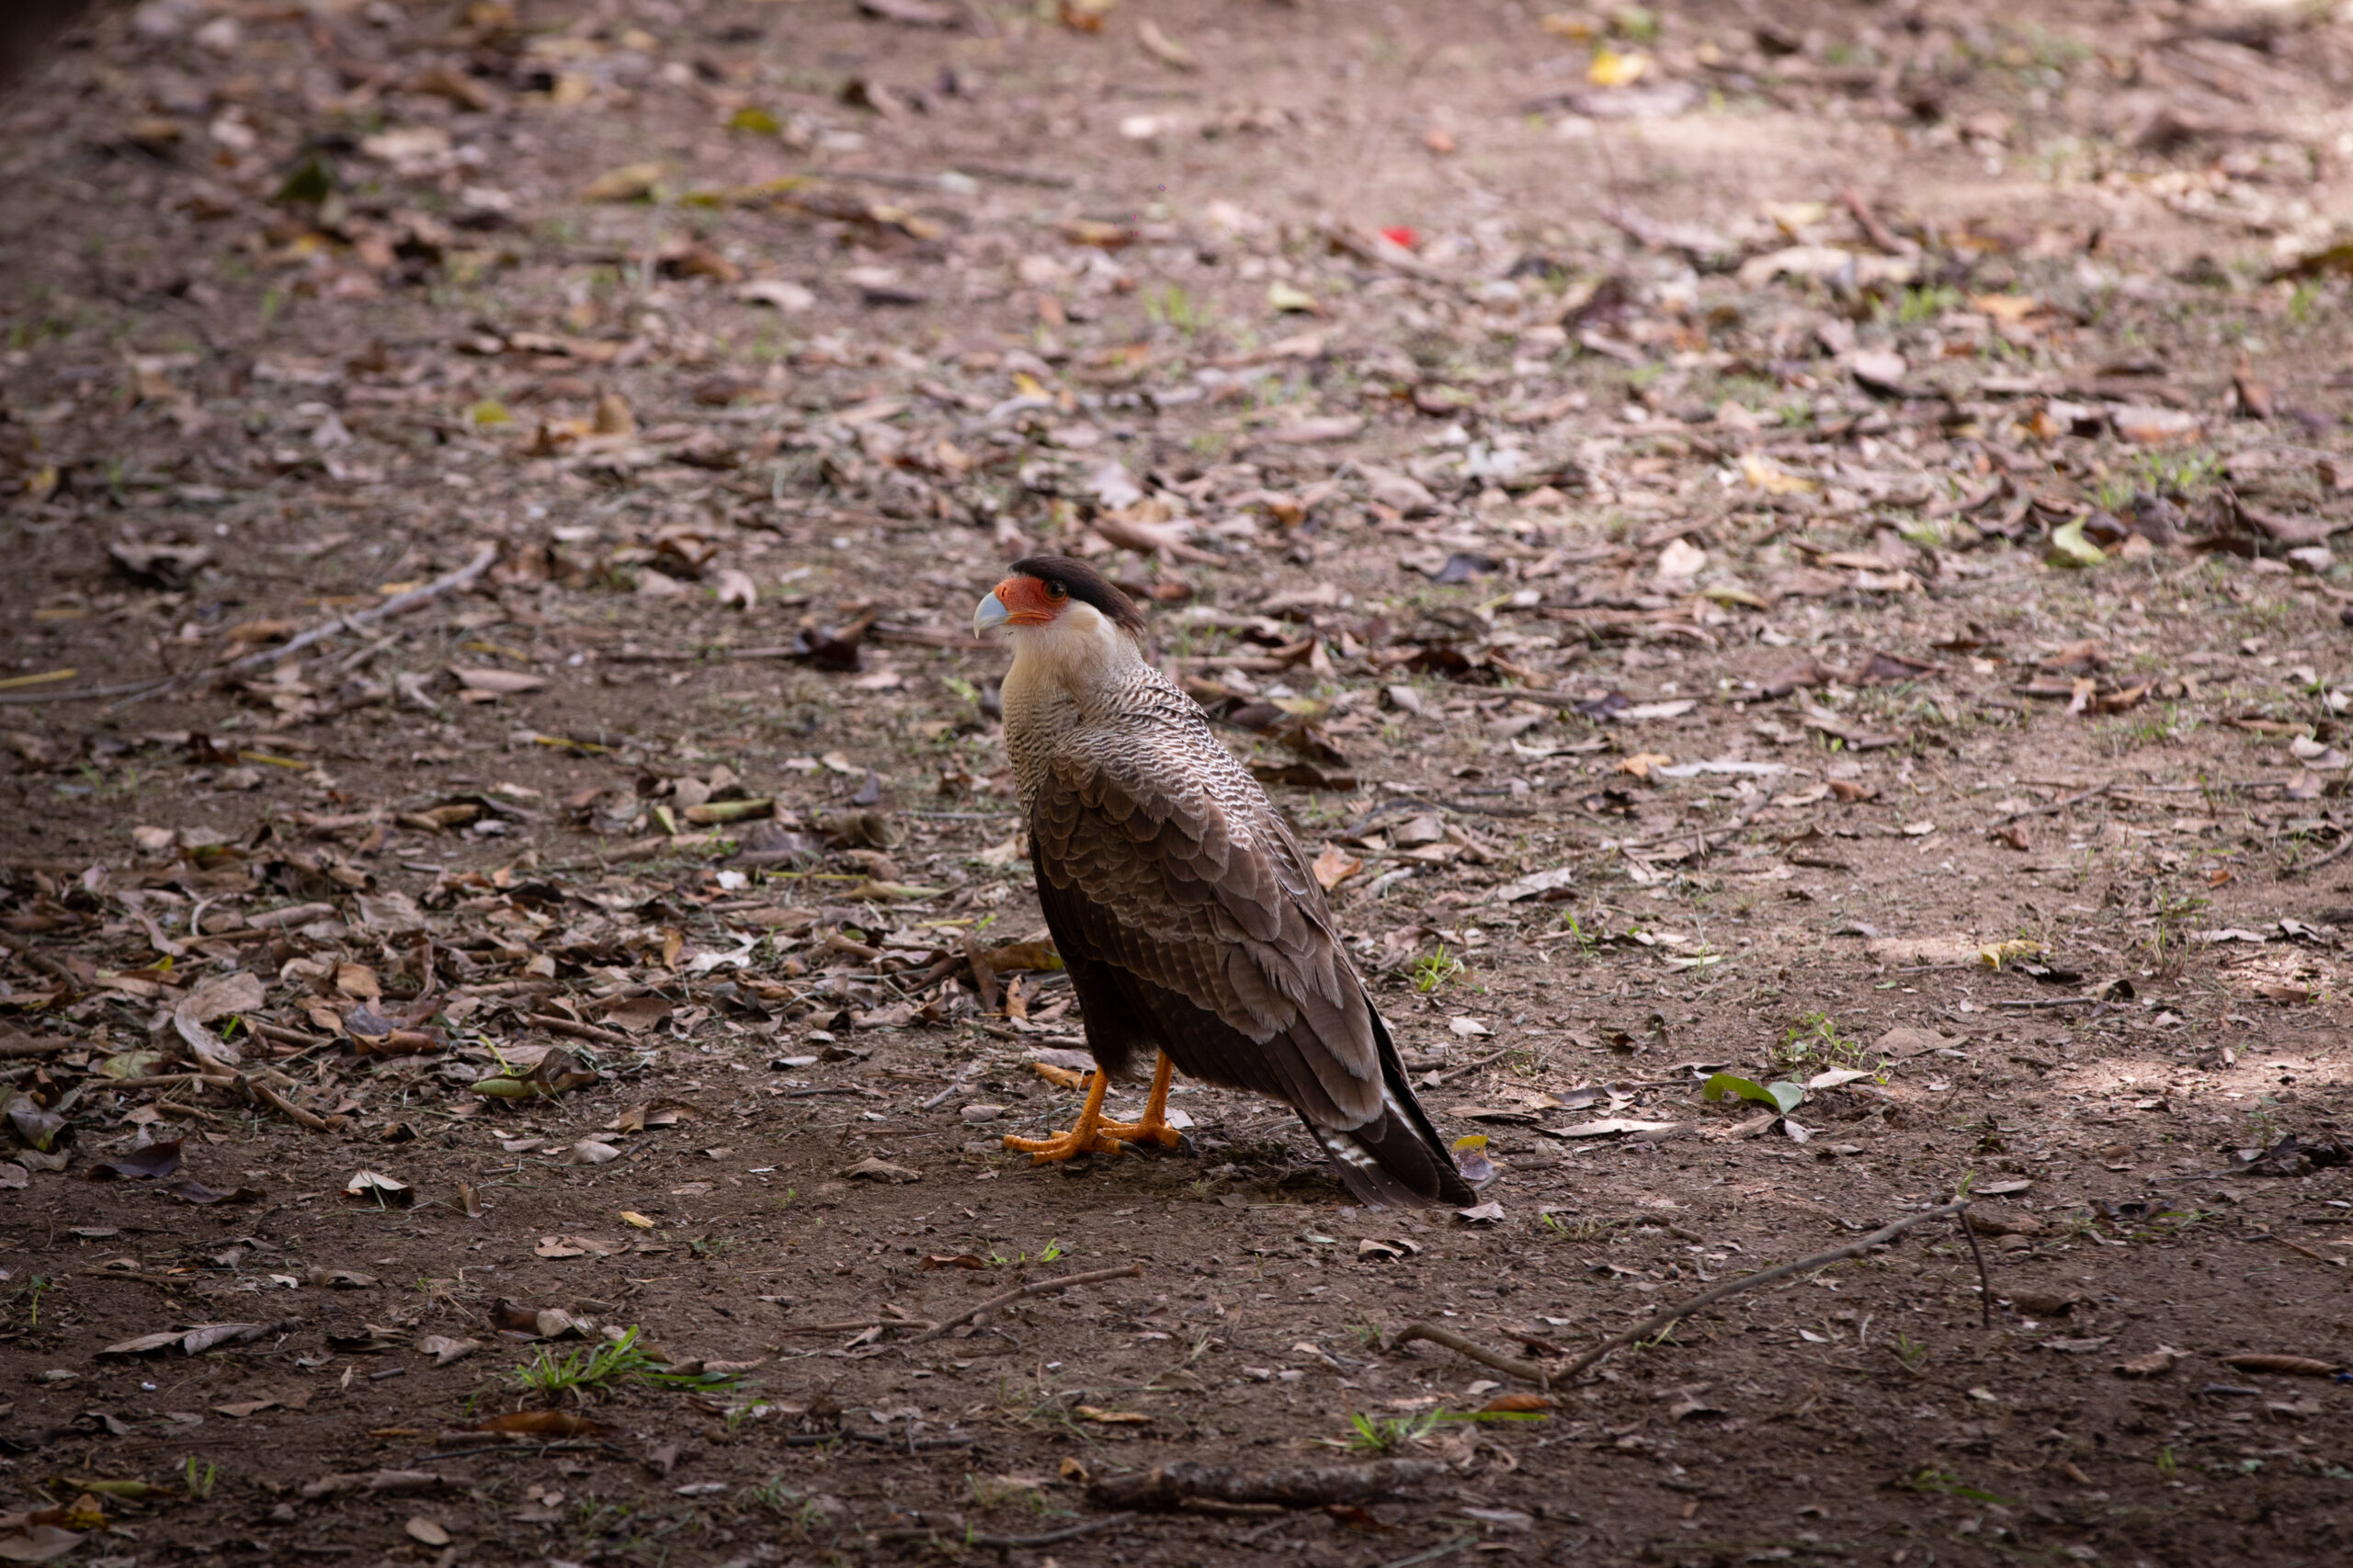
[
  {"xmin": 2112, "ymin": 1346, "xmax": 2187, "ymax": 1378},
  {"xmin": 919, "ymin": 1253, "xmax": 989, "ymax": 1270},
  {"xmin": 463, "ymin": 1410, "xmax": 612, "ymax": 1437},
  {"xmin": 1479, "ymin": 1392, "xmax": 1555, "ymax": 1415},
  {"xmin": 0, "ymin": 1525, "xmax": 86, "ymax": 1562},
  {"xmin": 344, "ymin": 1170, "xmax": 412, "ymax": 1207},
  {"xmin": 841, "ymin": 1156, "xmax": 921, "ymax": 1183},
  {"xmin": 582, "ymin": 162, "xmax": 663, "ymax": 202},
  {"xmin": 534, "ymin": 1234, "xmax": 621, "ymax": 1258},
  {"xmin": 1312, "ymin": 844, "xmax": 1363, "ymax": 893},
  {"xmin": 86, "ymin": 1139, "xmax": 182, "ymax": 1182},
  {"xmin": 210, "ymin": 1398, "xmax": 279, "ymax": 1419},
  {"xmin": 98, "ymin": 1323, "xmax": 277, "ymax": 1357}
]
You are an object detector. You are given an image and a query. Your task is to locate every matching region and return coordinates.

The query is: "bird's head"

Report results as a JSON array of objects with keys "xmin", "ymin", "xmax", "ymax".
[{"xmin": 973, "ymin": 555, "xmax": 1148, "ymax": 656}]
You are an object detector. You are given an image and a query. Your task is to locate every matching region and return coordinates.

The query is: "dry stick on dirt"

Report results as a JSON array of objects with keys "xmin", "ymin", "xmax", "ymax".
[
  {"xmin": 525, "ymin": 1015, "xmax": 639, "ymax": 1050},
  {"xmin": 32, "ymin": 542, "xmax": 501, "ymax": 712},
  {"xmin": 1987, "ymin": 783, "xmax": 2112, "ymax": 828},
  {"xmin": 244, "ymin": 1074, "xmax": 341, "ymax": 1132},
  {"xmin": 1089, "ymin": 1459, "xmax": 1451, "ymax": 1511},
  {"xmin": 2282, "ymin": 830, "xmax": 2353, "ymax": 879},
  {"xmin": 1388, "ymin": 1323, "xmax": 1553, "ymax": 1388},
  {"xmin": 874, "ymin": 1513, "xmax": 1132, "ymax": 1551},
  {"xmin": 1955, "ymin": 1202, "xmax": 1995, "ymax": 1327},
  {"xmin": 905, "ymin": 1263, "xmax": 1144, "ymax": 1345},
  {"xmin": 1417, "ymin": 1047, "xmax": 1514, "ymax": 1089},
  {"xmin": 1395, "ymin": 1199, "xmax": 1976, "ymax": 1387}
]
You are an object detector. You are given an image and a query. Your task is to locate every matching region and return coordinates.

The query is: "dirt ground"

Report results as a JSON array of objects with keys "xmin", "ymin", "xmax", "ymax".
[{"xmin": 4, "ymin": 1, "xmax": 2353, "ymax": 1564}]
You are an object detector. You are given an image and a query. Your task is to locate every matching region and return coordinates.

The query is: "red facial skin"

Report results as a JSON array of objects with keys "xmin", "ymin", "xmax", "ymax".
[{"xmin": 991, "ymin": 575, "xmax": 1067, "ymax": 626}]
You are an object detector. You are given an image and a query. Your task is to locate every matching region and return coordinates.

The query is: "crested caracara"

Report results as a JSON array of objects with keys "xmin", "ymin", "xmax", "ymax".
[{"xmin": 973, "ymin": 555, "xmax": 1476, "ymax": 1209}]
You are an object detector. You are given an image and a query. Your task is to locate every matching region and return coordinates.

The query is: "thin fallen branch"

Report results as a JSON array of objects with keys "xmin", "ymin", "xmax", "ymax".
[
  {"xmin": 1091, "ymin": 1460, "xmax": 1449, "ymax": 1512},
  {"xmin": 244, "ymin": 1019, "xmax": 333, "ymax": 1051},
  {"xmin": 1389, "ymin": 1323, "xmax": 1552, "ymax": 1389},
  {"xmin": 83, "ymin": 542, "xmax": 499, "ymax": 713},
  {"xmin": 874, "ymin": 1512, "xmax": 1129, "ymax": 1550},
  {"xmin": 1955, "ymin": 1204, "xmax": 1994, "ymax": 1329},
  {"xmin": 244, "ymin": 1074, "xmax": 345, "ymax": 1132},
  {"xmin": 525, "ymin": 1014, "xmax": 638, "ymax": 1050},
  {"xmin": 1415, "ymin": 1048, "xmax": 1514, "ymax": 1090},
  {"xmin": 0, "ymin": 1035, "xmax": 74, "ymax": 1059},
  {"xmin": 1552, "ymin": 1199, "xmax": 1974, "ymax": 1381},
  {"xmin": 1987, "ymin": 783, "xmax": 2111, "ymax": 828},
  {"xmin": 906, "ymin": 1263, "xmax": 1143, "ymax": 1345},
  {"xmin": 0, "ymin": 674, "xmax": 180, "ymax": 707},
  {"xmin": 2248, "ymin": 1227, "xmax": 2333, "ymax": 1263},
  {"xmin": 1396, "ymin": 1200, "xmax": 1974, "ymax": 1387},
  {"xmin": 783, "ymin": 1430, "xmax": 974, "ymax": 1449},
  {"xmin": 1840, "ymin": 185, "xmax": 1913, "ymax": 256},
  {"xmin": 2282, "ymin": 829, "xmax": 2353, "ymax": 880}
]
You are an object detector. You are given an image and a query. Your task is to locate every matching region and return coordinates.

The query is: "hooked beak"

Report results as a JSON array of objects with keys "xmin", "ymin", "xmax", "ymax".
[{"xmin": 972, "ymin": 588, "xmax": 1011, "ymax": 638}]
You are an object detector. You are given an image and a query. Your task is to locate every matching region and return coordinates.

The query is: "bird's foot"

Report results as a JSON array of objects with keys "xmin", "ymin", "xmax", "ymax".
[
  {"xmin": 1002, "ymin": 1123, "xmax": 1128, "ymax": 1163},
  {"xmin": 1094, "ymin": 1111, "xmax": 1182, "ymax": 1150}
]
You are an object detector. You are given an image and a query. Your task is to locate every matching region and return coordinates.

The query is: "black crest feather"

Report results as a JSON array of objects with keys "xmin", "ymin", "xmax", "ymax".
[{"xmin": 1007, "ymin": 555, "xmax": 1149, "ymax": 638}]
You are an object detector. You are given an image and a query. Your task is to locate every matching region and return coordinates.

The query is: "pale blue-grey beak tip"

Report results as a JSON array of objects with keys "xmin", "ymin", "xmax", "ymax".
[{"xmin": 973, "ymin": 590, "xmax": 1011, "ymax": 638}]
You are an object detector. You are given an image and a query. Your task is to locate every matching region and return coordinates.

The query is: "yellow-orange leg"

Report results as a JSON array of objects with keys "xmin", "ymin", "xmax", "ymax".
[
  {"xmin": 1003, "ymin": 1064, "xmax": 1127, "ymax": 1163},
  {"xmin": 1097, "ymin": 1051, "xmax": 1182, "ymax": 1150}
]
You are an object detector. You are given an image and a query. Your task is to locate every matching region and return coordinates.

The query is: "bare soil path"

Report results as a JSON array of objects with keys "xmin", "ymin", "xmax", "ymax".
[{"xmin": 3, "ymin": 4, "xmax": 2351, "ymax": 1566}]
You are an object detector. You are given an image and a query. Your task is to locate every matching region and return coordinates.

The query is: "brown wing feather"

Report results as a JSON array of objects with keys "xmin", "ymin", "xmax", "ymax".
[{"xmin": 1029, "ymin": 750, "xmax": 1379, "ymax": 1124}]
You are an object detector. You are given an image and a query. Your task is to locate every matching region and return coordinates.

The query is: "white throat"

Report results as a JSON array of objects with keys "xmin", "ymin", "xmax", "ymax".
[{"xmin": 1000, "ymin": 601, "xmax": 1143, "ymax": 710}]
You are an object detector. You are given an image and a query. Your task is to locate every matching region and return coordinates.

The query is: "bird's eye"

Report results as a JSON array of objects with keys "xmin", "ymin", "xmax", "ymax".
[{"xmin": 1042, "ymin": 580, "xmax": 1068, "ymax": 601}]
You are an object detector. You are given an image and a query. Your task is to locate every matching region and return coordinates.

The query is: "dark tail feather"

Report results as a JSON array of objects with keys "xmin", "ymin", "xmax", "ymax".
[{"xmin": 1305, "ymin": 1011, "xmax": 1478, "ymax": 1209}]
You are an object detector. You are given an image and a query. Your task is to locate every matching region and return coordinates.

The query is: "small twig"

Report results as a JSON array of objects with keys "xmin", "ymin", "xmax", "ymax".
[
  {"xmin": 0, "ymin": 1035, "xmax": 74, "ymax": 1058},
  {"xmin": 525, "ymin": 1015, "xmax": 637, "ymax": 1049},
  {"xmin": 244, "ymin": 1075, "xmax": 343, "ymax": 1132},
  {"xmin": 1840, "ymin": 186, "xmax": 1911, "ymax": 255},
  {"xmin": 1381, "ymin": 1534, "xmax": 1478, "ymax": 1568},
  {"xmin": 919, "ymin": 1071, "xmax": 980, "ymax": 1111},
  {"xmin": 244, "ymin": 1019, "xmax": 332, "ymax": 1051},
  {"xmin": 1417, "ymin": 1048, "xmax": 1513, "ymax": 1089},
  {"xmin": 410, "ymin": 1440, "xmax": 624, "ymax": 1464},
  {"xmin": 874, "ymin": 1512, "xmax": 1130, "ymax": 1549},
  {"xmin": 1395, "ymin": 1200, "xmax": 1977, "ymax": 1389},
  {"xmin": 110, "ymin": 1070, "xmax": 236, "ymax": 1092},
  {"xmin": 906, "ymin": 1263, "xmax": 1143, "ymax": 1345},
  {"xmin": 1987, "ymin": 783, "xmax": 2111, "ymax": 828},
  {"xmin": 1390, "ymin": 1323, "xmax": 1552, "ymax": 1389},
  {"xmin": 783, "ymin": 1430, "xmax": 974, "ymax": 1449},
  {"xmin": 102, "ymin": 542, "xmax": 498, "ymax": 713},
  {"xmin": 1554, "ymin": 1200, "xmax": 1976, "ymax": 1379},
  {"xmin": 1955, "ymin": 1204, "xmax": 1994, "ymax": 1327},
  {"xmin": 2281, "ymin": 830, "xmax": 2353, "ymax": 880},
  {"xmin": 2248, "ymin": 1228, "xmax": 2333, "ymax": 1263},
  {"xmin": 776, "ymin": 1319, "xmax": 934, "ymax": 1335}
]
